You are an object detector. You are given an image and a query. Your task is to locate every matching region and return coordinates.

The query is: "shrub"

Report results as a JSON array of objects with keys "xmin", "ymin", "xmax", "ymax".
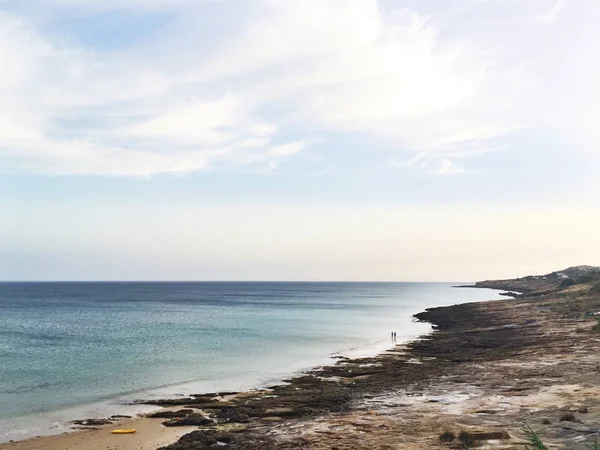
[
  {"xmin": 590, "ymin": 282, "xmax": 600, "ymax": 294},
  {"xmin": 560, "ymin": 412, "xmax": 576, "ymax": 422},
  {"xmin": 439, "ymin": 430, "xmax": 455, "ymax": 442},
  {"xmin": 578, "ymin": 275, "xmax": 595, "ymax": 283},
  {"xmin": 458, "ymin": 430, "xmax": 474, "ymax": 448},
  {"xmin": 560, "ymin": 278, "xmax": 576, "ymax": 288}
]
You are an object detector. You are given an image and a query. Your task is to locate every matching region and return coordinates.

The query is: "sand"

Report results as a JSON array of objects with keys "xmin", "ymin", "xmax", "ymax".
[{"xmin": 0, "ymin": 416, "xmax": 196, "ymax": 450}]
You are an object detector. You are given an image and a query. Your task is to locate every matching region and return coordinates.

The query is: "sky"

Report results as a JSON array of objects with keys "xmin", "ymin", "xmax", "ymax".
[{"xmin": 1, "ymin": 0, "xmax": 599, "ymax": 281}]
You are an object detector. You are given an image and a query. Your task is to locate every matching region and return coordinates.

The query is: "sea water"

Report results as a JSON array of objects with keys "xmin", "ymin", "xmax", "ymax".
[{"xmin": 0, "ymin": 282, "xmax": 502, "ymax": 442}]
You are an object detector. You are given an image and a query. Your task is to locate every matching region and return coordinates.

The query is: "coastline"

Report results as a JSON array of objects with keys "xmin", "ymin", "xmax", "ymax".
[
  {"xmin": 0, "ymin": 296, "xmax": 448, "ymax": 449},
  {"xmin": 0, "ymin": 331, "xmax": 422, "ymax": 444},
  {"xmin": 0, "ymin": 335, "xmax": 409, "ymax": 448},
  {"xmin": 4, "ymin": 280, "xmax": 600, "ymax": 449},
  {"xmin": 2, "ymin": 281, "xmax": 482, "ymax": 445}
]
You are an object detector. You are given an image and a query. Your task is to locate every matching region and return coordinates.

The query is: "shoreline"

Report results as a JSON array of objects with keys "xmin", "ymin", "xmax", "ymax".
[
  {"xmin": 0, "ymin": 300, "xmax": 449, "ymax": 449},
  {"xmin": 5, "ymin": 279, "xmax": 600, "ymax": 448},
  {"xmin": 0, "ymin": 333, "xmax": 410, "ymax": 447},
  {"xmin": 137, "ymin": 282, "xmax": 600, "ymax": 449},
  {"xmin": 0, "ymin": 282, "xmax": 498, "ymax": 446},
  {"xmin": 0, "ymin": 294, "xmax": 454, "ymax": 445},
  {"xmin": 0, "ymin": 295, "xmax": 499, "ymax": 450}
]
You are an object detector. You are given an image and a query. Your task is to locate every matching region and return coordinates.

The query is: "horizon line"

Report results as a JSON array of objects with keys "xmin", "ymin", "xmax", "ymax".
[{"xmin": 0, "ymin": 280, "xmax": 473, "ymax": 284}]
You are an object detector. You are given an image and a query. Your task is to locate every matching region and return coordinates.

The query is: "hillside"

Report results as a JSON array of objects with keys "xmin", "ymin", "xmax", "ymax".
[{"xmin": 474, "ymin": 265, "xmax": 600, "ymax": 295}]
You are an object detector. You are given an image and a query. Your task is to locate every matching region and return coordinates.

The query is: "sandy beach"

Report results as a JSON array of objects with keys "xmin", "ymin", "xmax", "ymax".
[
  {"xmin": 5, "ymin": 269, "xmax": 600, "ymax": 449},
  {"xmin": 0, "ymin": 413, "xmax": 197, "ymax": 450}
]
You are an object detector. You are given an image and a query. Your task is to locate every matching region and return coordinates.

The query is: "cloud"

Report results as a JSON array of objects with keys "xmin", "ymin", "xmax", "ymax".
[
  {"xmin": 429, "ymin": 159, "xmax": 466, "ymax": 176},
  {"xmin": 0, "ymin": 0, "xmax": 598, "ymax": 176},
  {"xmin": 398, "ymin": 153, "xmax": 467, "ymax": 176},
  {"xmin": 535, "ymin": 0, "xmax": 568, "ymax": 24},
  {"xmin": 28, "ymin": 0, "xmax": 199, "ymax": 10}
]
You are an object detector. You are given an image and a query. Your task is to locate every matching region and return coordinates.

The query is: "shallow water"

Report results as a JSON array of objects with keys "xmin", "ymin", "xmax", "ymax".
[{"xmin": 0, "ymin": 282, "xmax": 501, "ymax": 442}]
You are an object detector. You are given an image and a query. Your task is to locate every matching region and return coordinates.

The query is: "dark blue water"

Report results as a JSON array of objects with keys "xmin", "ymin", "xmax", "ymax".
[{"xmin": 0, "ymin": 282, "xmax": 501, "ymax": 441}]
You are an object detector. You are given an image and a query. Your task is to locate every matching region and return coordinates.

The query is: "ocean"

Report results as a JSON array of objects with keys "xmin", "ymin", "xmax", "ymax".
[{"xmin": 0, "ymin": 282, "xmax": 502, "ymax": 442}]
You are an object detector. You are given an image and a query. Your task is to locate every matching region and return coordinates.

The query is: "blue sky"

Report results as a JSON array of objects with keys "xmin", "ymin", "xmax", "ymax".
[{"xmin": 1, "ymin": 0, "xmax": 599, "ymax": 281}]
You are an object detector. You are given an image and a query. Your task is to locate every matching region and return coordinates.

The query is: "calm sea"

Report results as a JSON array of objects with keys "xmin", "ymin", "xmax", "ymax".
[{"xmin": 0, "ymin": 282, "xmax": 501, "ymax": 442}]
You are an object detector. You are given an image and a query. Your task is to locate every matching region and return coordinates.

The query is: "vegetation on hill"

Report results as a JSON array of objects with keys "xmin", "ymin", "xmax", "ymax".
[{"xmin": 475, "ymin": 265, "xmax": 600, "ymax": 296}]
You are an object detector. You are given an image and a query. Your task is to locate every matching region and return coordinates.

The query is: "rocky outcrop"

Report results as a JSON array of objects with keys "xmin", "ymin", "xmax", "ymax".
[
  {"xmin": 162, "ymin": 414, "xmax": 214, "ymax": 427},
  {"xmin": 148, "ymin": 409, "xmax": 193, "ymax": 419},
  {"xmin": 71, "ymin": 418, "xmax": 114, "ymax": 426}
]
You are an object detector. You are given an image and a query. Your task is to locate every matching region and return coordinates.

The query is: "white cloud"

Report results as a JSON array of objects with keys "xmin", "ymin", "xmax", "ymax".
[
  {"xmin": 0, "ymin": 0, "xmax": 598, "ymax": 176},
  {"xmin": 36, "ymin": 0, "xmax": 199, "ymax": 9},
  {"xmin": 429, "ymin": 159, "xmax": 466, "ymax": 176},
  {"xmin": 535, "ymin": 0, "xmax": 568, "ymax": 24},
  {"xmin": 400, "ymin": 153, "xmax": 467, "ymax": 176},
  {"xmin": 0, "ymin": 7, "xmax": 300, "ymax": 176},
  {"xmin": 123, "ymin": 95, "xmax": 240, "ymax": 145}
]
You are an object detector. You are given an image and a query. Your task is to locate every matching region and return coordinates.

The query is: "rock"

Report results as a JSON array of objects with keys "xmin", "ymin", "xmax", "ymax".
[
  {"xmin": 475, "ymin": 409, "xmax": 500, "ymax": 414},
  {"xmin": 157, "ymin": 431, "xmax": 232, "ymax": 449},
  {"xmin": 162, "ymin": 414, "xmax": 214, "ymax": 427},
  {"xmin": 144, "ymin": 398, "xmax": 198, "ymax": 406},
  {"xmin": 266, "ymin": 385, "xmax": 287, "ymax": 390},
  {"xmin": 193, "ymin": 393, "xmax": 217, "ymax": 398},
  {"xmin": 578, "ymin": 406, "xmax": 589, "ymax": 413},
  {"xmin": 187, "ymin": 402, "xmax": 235, "ymax": 410},
  {"xmin": 71, "ymin": 418, "xmax": 113, "ymax": 426},
  {"xmin": 562, "ymin": 423, "xmax": 599, "ymax": 434},
  {"xmin": 217, "ymin": 407, "xmax": 250, "ymax": 423},
  {"xmin": 158, "ymin": 431, "xmax": 279, "ymax": 450},
  {"xmin": 471, "ymin": 430, "xmax": 510, "ymax": 440},
  {"xmin": 149, "ymin": 409, "xmax": 193, "ymax": 419},
  {"xmin": 263, "ymin": 407, "xmax": 296, "ymax": 416}
]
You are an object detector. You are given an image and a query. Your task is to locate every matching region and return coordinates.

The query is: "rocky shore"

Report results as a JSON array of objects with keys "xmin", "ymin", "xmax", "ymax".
[{"xmin": 132, "ymin": 268, "xmax": 600, "ymax": 449}]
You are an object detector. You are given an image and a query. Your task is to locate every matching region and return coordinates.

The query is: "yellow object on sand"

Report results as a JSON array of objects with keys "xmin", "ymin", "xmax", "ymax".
[{"xmin": 111, "ymin": 429, "xmax": 137, "ymax": 434}]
